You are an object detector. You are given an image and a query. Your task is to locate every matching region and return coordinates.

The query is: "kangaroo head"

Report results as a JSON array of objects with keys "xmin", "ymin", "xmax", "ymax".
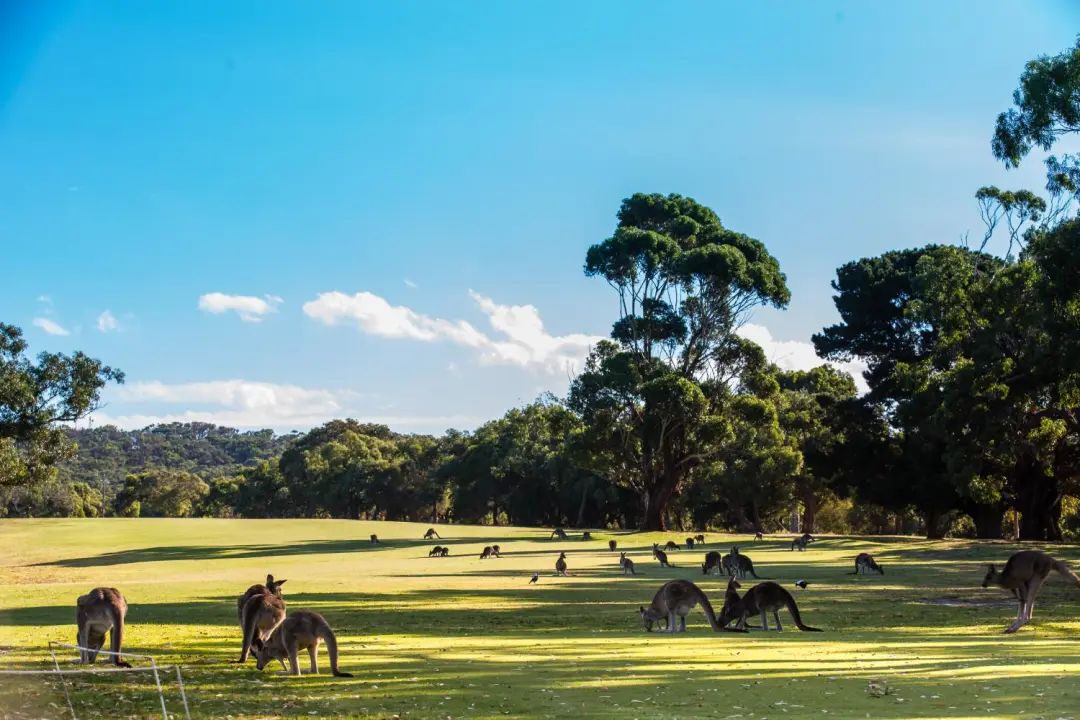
[
  {"xmin": 727, "ymin": 578, "xmax": 742, "ymax": 590},
  {"xmin": 639, "ymin": 606, "xmax": 658, "ymax": 632},
  {"xmin": 254, "ymin": 641, "xmax": 282, "ymax": 671},
  {"xmin": 701, "ymin": 563, "xmax": 708, "ymax": 574},
  {"xmin": 981, "ymin": 564, "xmax": 998, "ymax": 588},
  {"xmin": 266, "ymin": 575, "xmax": 287, "ymax": 594}
]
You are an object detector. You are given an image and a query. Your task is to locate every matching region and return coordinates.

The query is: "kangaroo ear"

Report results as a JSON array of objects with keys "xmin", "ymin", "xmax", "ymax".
[
  {"xmin": 277, "ymin": 579, "xmax": 287, "ymax": 586},
  {"xmin": 638, "ymin": 606, "xmax": 645, "ymax": 613},
  {"xmin": 266, "ymin": 574, "xmax": 275, "ymax": 585}
]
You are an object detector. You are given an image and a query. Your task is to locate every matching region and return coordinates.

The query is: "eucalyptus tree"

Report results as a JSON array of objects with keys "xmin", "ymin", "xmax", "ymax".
[{"xmin": 569, "ymin": 193, "xmax": 789, "ymax": 529}]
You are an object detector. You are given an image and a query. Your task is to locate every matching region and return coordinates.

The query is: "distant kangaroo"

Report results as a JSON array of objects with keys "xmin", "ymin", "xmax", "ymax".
[
  {"xmin": 76, "ymin": 588, "xmax": 131, "ymax": 667},
  {"xmin": 236, "ymin": 575, "xmax": 286, "ymax": 652},
  {"xmin": 479, "ymin": 546, "xmax": 495, "ymax": 559},
  {"xmin": 582, "ymin": 531, "xmax": 593, "ymax": 541},
  {"xmin": 791, "ymin": 536, "xmax": 809, "ymax": 551},
  {"xmin": 429, "ymin": 545, "xmax": 444, "ymax": 557},
  {"xmin": 982, "ymin": 550, "xmax": 1080, "ymax": 634},
  {"xmin": 555, "ymin": 552, "xmax": 569, "ymax": 576},
  {"xmin": 664, "ymin": 540, "xmax": 681, "ymax": 551},
  {"xmin": 424, "ymin": 527, "xmax": 441, "ymax": 540},
  {"xmin": 685, "ymin": 537, "xmax": 696, "ymax": 550},
  {"xmin": 491, "ymin": 544, "xmax": 502, "ymax": 557},
  {"xmin": 255, "ymin": 610, "xmax": 353, "ymax": 677},
  {"xmin": 652, "ymin": 544, "xmax": 672, "ymax": 568},
  {"xmin": 694, "ymin": 534, "xmax": 706, "ymax": 544},
  {"xmin": 754, "ymin": 531, "xmax": 764, "ymax": 541},
  {"xmin": 639, "ymin": 580, "xmax": 744, "ymax": 633},
  {"xmin": 619, "ymin": 552, "xmax": 637, "ymax": 575},
  {"xmin": 369, "ymin": 534, "xmax": 380, "ymax": 545},
  {"xmin": 724, "ymin": 547, "xmax": 762, "ymax": 579},
  {"xmin": 701, "ymin": 550, "xmax": 723, "ymax": 576},
  {"xmin": 719, "ymin": 579, "xmax": 822, "ymax": 632},
  {"xmin": 609, "ymin": 539, "xmax": 618, "ymax": 552},
  {"xmin": 551, "ymin": 528, "xmax": 568, "ymax": 540},
  {"xmin": 854, "ymin": 553, "xmax": 884, "ymax": 575}
]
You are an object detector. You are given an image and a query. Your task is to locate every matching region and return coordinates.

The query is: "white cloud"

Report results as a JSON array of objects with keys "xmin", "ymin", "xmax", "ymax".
[
  {"xmin": 84, "ymin": 378, "xmax": 478, "ymax": 431},
  {"xmin": 198, "ymin": 293, "xmax": 282, "ymax": 322},
  {"xmin": 404, "ymin": 278, "xmax": 418, "ymax": 289},
  {"xmin": 37, "ymin": 295, "xmax": 52, "ymax": 304},
  {"xmin": 33, "ymin": 317, "xmax": 70, "ymax": 336},
  {"xmin": 303, "ymin": 290, "xmax": 603, "ymax": 374},
  {"xmin": 96, "ymin": 310, "xmax": 119, "ymax": 333},
  {"xmin": 736, "ymin": 323, "xmax": 868, "ymax": 393}
]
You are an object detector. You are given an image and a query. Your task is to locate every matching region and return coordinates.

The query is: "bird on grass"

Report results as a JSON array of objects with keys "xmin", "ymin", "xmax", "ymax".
[
  {"xmin": 529, "ymin": 572, "xmax": 539, "ymax": 584},
  {"xmin": 794, "ymin": 580, "xmax": 809, "ymax": 590}
]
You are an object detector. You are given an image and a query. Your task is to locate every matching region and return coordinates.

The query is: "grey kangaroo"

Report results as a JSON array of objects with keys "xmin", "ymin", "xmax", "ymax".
[
  {"xmin": 725, "ymin": 547, "xmax": 762, "ymax": 579},
  {"xmin": 236, "ymin": 574, "xmax": 286, "ymax": 648},
  {"xmin": 609, "ymin": 539, "xmax": 618, "ymax": 552},
  {"xmin": 429, "ymin": 545, "xmax": 445, "ymax": 557},
  {"xmin": 652, "ymin": 544, "xmax": 672, "ymax": 567},
  {"xmin": 76, "ymin": 588, "xmax": 131, "ymax": 667},
  {"xmin": 255, "ymin": 610, "xmax": 353, "ymax": 677},
  {"xmin": 854, "ymin": 553, "xmax": 884, "ymax": 575},
  {"xmin": 982, "ymin": 550, "xmax": 1080, "ymax": 633},
  {"xmin": 639, "ymin": 580, "xmax": 744, "ymax": 633},
  {"xmin": 238, "ymin": 581, "xmax": 287, "ymax": 663},
  {"xmin": 701, "ymin": 551, "xmax": 723, "ymax": 575},
  {"xmin": 424, "ymin": 527, "xmax": 441, "ymax": 540},
  {"xmin": 555, "ymin": 552, "xmax": 569, "ymax": 576},
  {"xmin": 719, "ymin": 579, "xmax": 822, "ymax": 632},
  {"xmin": 685, "ymin": 537, "xmax": 696, "ymax": 550},
  {"xmin": 620, "ymin": 552, "xmax": 637, "ymax": 575}
]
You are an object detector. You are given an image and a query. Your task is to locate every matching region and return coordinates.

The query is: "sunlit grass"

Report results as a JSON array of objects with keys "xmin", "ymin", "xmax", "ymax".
[{"xmin": 0, "ymin": 519, "xmax": 1077, "ymax": 718}]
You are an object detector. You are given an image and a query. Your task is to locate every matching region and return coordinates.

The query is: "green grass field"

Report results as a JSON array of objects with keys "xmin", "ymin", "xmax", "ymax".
[{"xmin": 0, "ymin": 519, "xmax": 1078, "ymax": 719}]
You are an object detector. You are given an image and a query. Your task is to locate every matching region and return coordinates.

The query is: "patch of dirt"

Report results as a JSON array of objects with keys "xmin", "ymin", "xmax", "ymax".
[{"xmin": 920, "ymin": 595, "xmax": 1014, "ymax": 608}]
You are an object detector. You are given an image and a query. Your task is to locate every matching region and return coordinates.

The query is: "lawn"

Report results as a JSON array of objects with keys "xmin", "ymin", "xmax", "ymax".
[{"xmin": 0, "ymin": 519, "xmax": 1077, "ymax": 719}]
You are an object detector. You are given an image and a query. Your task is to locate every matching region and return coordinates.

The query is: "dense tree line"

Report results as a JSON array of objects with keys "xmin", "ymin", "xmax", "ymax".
[{"xmin": 2, "ymin": 39, "xmax": 1079, "ymax": 539}]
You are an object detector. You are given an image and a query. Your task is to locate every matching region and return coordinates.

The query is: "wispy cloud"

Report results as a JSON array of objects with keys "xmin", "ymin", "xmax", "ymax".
[
  {"xmin": 736, "ymin": 323, "xmax": 868, "ymax": 393},
  {"xmin": 96, "ymin": 310, "xmax": 119, "ymax": 333},
  {"xmin": 303, "ymin": 290, "xmax": 603, "ymax": 374},
  {"xmin": 404, "ymin": 278, "xmax": 418, "ymax": 289},
  {"xmin": 33, "ymin": 317, "xmax": 70, "ymax": 336},
  {"xmin": 198, "ymin": 293, "xmax": 282, "ymax": 323}
]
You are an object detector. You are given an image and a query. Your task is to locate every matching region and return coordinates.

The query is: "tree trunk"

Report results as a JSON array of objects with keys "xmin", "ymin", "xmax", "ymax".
[
  {"xmin": 1014, "ymin": 461, "xmax": 1064, "ymax": 541},
  {"xmin": 800, "ymin": 491, "xmax": 818, "ymax": 535},
  {"xmin": 575, "ymin": 481, "xmax": 590, "ymax": 528},
  {"xmin": 642, "ymin": 484, "xmax": 674, "ymax": 531},
  {"xmin": 924, "ymin": 508, "xmax": 945, "ymax": 539},
  {"xmin": 965, "ymin": 501, "xmax": 1005, "ymax": 539}
]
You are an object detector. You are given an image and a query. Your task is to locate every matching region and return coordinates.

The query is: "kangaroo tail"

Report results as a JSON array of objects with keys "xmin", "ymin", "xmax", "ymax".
[
  {"xmin": 783, "ymin": 588, "xmax": 823, "ymax": 632},
  {"xmin": 239, "ymin": 596, "xmax": 262, "ymax": 662},
  {"xmin": 693, "ymin": 585, "xmax": 723, "ymax": 631},
  {"xmin": 107, "ymin": 603, "xmax": 128, "ymax": 667},
  {"xmin": 1052, "ymin": 560, "xmax": 1080, "ymax": 587},
  {"xmin": 748, "ymin": 561, "xmax": 760, "ymax": 579},
  {"xmin": 320, "ymin": 626, "xmax": 353, "ymax": 678}
]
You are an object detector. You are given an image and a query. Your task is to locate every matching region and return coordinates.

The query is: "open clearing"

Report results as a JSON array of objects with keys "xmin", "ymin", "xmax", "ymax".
[{"xmin": 0, "ymin": 519, "xmax": 1078, "ymax": 719}]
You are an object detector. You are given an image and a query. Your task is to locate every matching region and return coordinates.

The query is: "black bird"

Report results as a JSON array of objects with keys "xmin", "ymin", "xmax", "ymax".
[
  {"xmin": 529, "ymin": 573, "xmax": 539, "ymax": 584},
  {"xmin": 794, "ymin": 580, "xmax": 809, "ymax": 590}
]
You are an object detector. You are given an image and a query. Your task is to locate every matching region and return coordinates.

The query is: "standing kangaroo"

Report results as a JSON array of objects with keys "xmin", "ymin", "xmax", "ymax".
[
  {"xmin": 719, "ymin": 580, "xmax": 822, "ymax": 632},
  {"xmin": 854, "ymin": 553, "xmax": 884, "ymax": 575},
  {"xmin": 255, "ymin": 611, "xmax": 353, "ymax": 677},
  {"xmin": 236, "ymin": 575, "xmax": 286, "ymax": 652},
  {"xmin": 724, "ymin": 547, "xmax": 762, "ymax": 579},
  {"xmin": 639, "ymin": 580, "xmax": 743, "ymax": 633},
  {"xmin": 664, "ymin": 540, "xmax": 681, "ymax": 551},
  {"xmin": 619, "ymin": 552, "xmax": 637, "ymax": 575},
  {"xmin": 694, "ymin": 534, "xmax": 706, "ymax": 544},
  {"xmin": 701, "ymin": 550, "xmax": 723, "ymax": 575},
  {"xmin": 479, "ymin": 546, "xmax": 495, "ymax": 559},
  {"xmin": 555, "ymin": 552, "xmax": 569, "ymax": 576},
  {"xmin": 76, "ymin": 588, "xmax": 131, "ymax": 667},
  {"xmin": 652, "ymin": 544, "xmax": 672, "ymax": 568},
  {"xmin": 424, "ymin": 527, "xmax": 441, "ymax": 540},
  {"xmin": 982, "ymin": 550, "xmax": 1080, "ymax": 633},
  {"xmin": 238, "ymin": 583, "xmax": 287, "ymax": 663},
  {"xmin": 685, "ymin": 537, "xmax": 696, "ymax": 550},
  {"xmin": 369, "ymin": 534, "xmax": 380, "ymax": 545},
  {"xmin": 609, "ymin": 539, "xmax": 618, "ymax": 552},
  {"xmin": 791, "ymin": 536, "xmax": 809, "ymax": 551}
]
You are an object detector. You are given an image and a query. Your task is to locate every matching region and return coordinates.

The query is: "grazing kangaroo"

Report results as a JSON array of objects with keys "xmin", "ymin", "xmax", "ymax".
[
  {"xmin": 791, "ymin": 536, "xmax": 809, "ymax": 551},
  {"xmin": 369, "ymin": 534, "xmax": 380, "ymax": 545},
  {"xmin": 479, "ymin": 546, "xmax": 494, "ymax": 559},
  {"xmin": 492, "ymin": 544, "xmax": 502, "ymax": 557},
  {"xmin": 238, "ymin": 583, "xmax": 287, "ymax": 663},
  {"xmin": 694, "ymin": 534, "xmax": 706, "ymax": 544},
  {"xmin": 854, "ymin": 553, "xmax": 884, "ymax": 575},
  {"xmin": 255, "ymin": 611, "xmax": 353, "ymax": 677},
  {"xmin": 719, "ymin": 580, "xmax": 822, "ymax": 632},
  {"xmin": 725, "ymin": 547, "xmax": 762, "ymax": 579},
  {"xmin": 555, "ymin": 552, "xmax": 568, "ymax": 576},
  {"xmin": 75, "ymin": 588, "xmax": 131, "ymax": 667},
  {"xmin": 551, "ymin": 528, "xmax": 568, "ymax": 540},
  {"xmin": 982, "ymin": 550, "xmax": 1080, "ymax": 634},
  {"xmin": 639, "ymin": 580, "xmax": 742, "ymax": 633},
  {"xmin": 582, "ymin": 531, "xmax": 593, "ymax": 541},
  {"xmin": 236, "ymin": 575, "xmax": 286, "ymax": 651},
  {"xmin": 664, "ymin": 540, "xmax": 681, "ymax": 551},
  {"xmin": 609, "ymin": 539, "xmax": 618, "ymax": 552},
  {"xmin": 754, "ymin": 531, "xmax": 764, "ymax": 541},
  {"xmin": 701, "ymin": 550, "xmax": 723, "ymax": 575},
  {"xmin": 424, "ymin": 527, "xmax": 441, "ymax": 540},
  {"xmin": 652, "ymin": 544, "xmax": 672, "ymax": 568},
  {"xmin": 438, "ymin": 546, "xmax": 449, "ymax": 557},
  {"xmin": 685, "ymin": 537, "xmax": 696, "ymax": 550},
  {"xmin": 620, "ymin": 552, "xmax": 637, "ymax": 575},
  {"xmin": 429, "ymin": 545, "xmax": 444, "ymax": 557}
]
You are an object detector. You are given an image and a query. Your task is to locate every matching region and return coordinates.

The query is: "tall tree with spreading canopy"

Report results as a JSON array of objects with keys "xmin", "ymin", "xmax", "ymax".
[{"xmin": 570, "ymin": 193, "xmax": 789, "ymax": 529}]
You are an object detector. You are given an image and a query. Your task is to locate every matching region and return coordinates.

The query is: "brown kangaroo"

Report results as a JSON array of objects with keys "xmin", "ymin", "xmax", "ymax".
[
  {"xmin": 982, "ymin": 550, "xmax": 1080, "ymax": 633},
  {"xmin": 694, "ymin": 534, "xmax": 706, "ymax": 544},
  {"xmin": 479, "ymin": 546, "xmax": 495, "ymax": 559},
  {"xmin": 609, "ymin": 539, "xmax": 618, "ymax": 552},
  {"xmin": 652, "ymin": 544, "xmax": 672, "ymax": 568},
  {"xmin": 255, "ymin": 610, "xmax": 353, "ymax": 677},
  {"xmin": 236, "ymin": 574, "xmax": 286, "ymax": 650},
  {"xmin": 719, "ymin": 579, "xmax": 822, "ymax": 632},
  {"xmin": 701, "ymin": 551, "xmax": 723, "ymax": 576},
  {"xmin": 76, "ymin": 588, "xmax": 131, "ymax": 667},
  {"xmin": 619, "ymin": 551, "xmax": 637, "ymax": 575},
  {"xmin": 555, "ymin": 552, "xmax": 568, "ymax": 576},
  {"xmin": 424, "ymin": 527, "xmax": 441, "ymax": 540},
  {"xmin": 238, "ymin": 584, "xmax": 286, "ymax": 663},
  {"xmin": 639, "ymin": 580, "xmax": 744, "ymax": 633},
  {"xmin": 854, "ymin": 553, "xmax": 884, "ymax": 575},
  {"xmin": 369, "ymin": 534, "xmax": 380, "ymax": 545},
  {"xmin": 664, "ymin": 540, "xmax": 681, "ymax": 551},
  {"xmin": 429, "ymin": 545, "xmax": 444, "ymax": 557}
]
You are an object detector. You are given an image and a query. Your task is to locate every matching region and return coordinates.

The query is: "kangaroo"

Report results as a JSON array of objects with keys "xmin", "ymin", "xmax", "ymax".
[
  {"xmin": 429, "ymin": 545, "xmax": 444, "ymax": 557},
  {"xmin": 75, "ymin": 588, "xmax": 131, "ymax": 667},
  {"xmin": 255, "ymin": 610, "xmax": 353, "ymax": 677},
  {"xmin": 801, "ymin": 532, "xmax": 815, "ymax": 543},
  {"xmin": 555, "ymin": 552, "xmax": 568, "ymax": 576},
  {"xmin": 369, "ymin": 534, "xmax": 380, "ymax": 545},
  {"xmin": 491, "ymin": 544, "xmax": 502, "ymax": 557},
  {"xmin": 685, "ymin": 537, "xmax": 696, "ymax": 550},
  {"xmin": 620, "ymin": 552, "xmax": 637, "ymax": 575},
  {"xmin": 702, "ymin": 550, "xmax": 723, "ymax": 575},
  {"xmin": 609, "ymin": 539, "xmax": 618, "ymax": 552},
  {"xmin": 639, "ymin": 580, "xmax": 743, "ymax": 633},
  {"xmin": 479, "ymin": 546, "xmax": 494, "ymax": 559},
  {"xmin": 439, "ymin": 546, "xmax": 449, "ymax": 557},
  {"xmin": 236, "ymin": 575, "xmax": 286, "ymax": 651},
  {"xmin": 238, "ymin": 583, "xmax": 287, "ymax": 663},
  {"xmin": 694, "ymin": 534, "xmax": 706, "ymax": 544},
  {"xmin": 424, "ymin": 527, "xmax": 441, "ymax": 540},
  {"xmin": 754, "ymin": 531, "xmax": 764, "ymax": 541},
  {"xmin": 719, "ymin": 580, "xmax": 822, "ymax": 632},
  {"xmin": 582, "ymin": 531, "xmax": 593, "ymax": 541},
  {"xmin": 982, "ymin": 550, "xmax": 1080, "ymax": 634},
  {"xmin": 854, "ymin": 553, "xmax": 884, "ymax": 575},
  {"xmin": 791, "ymin": 536, "xmax": 809, "ymax": 551},
  {"xmin": 664, "ymin": 540, "xmax": 681, "ymax": 551},
  {"xmin": 652, "ymin": 544, "xmax": 672, "ymax": 568},
  {"xmin": 725, "ymin": 547, "xmax": 762, "ymax": 579},
  {"xmin": 551, "ymin": 528, "xmax": 568, "ymax": 540}
]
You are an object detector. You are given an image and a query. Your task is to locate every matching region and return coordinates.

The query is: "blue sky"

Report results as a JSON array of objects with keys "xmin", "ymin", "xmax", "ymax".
[{"xmin": 2, "ymin": 2, "xmax": 1077, "ymax": 433}]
